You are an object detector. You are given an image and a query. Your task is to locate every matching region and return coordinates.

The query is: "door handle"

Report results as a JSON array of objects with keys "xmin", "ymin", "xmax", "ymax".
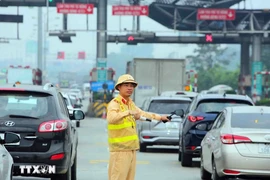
[{"xmin": 2, "ymin": 154, "xmax": 6, "ymax": 157}]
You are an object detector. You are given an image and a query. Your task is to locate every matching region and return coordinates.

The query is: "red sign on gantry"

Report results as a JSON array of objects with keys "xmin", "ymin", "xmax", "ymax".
[
  {"xmin": 112, "ymin": 6, "xmax": 149, "ymax": 16},
  {"xmin": 57, "ymin": 3, "xmax": 94, "ymax": 14},
  {"xmin": 197, "ymin": 8, "xmax": 235, "ymax": 21}
]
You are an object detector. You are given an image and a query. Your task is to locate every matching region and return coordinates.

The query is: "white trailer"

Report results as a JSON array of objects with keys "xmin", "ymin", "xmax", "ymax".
[{"xmin": 127, "ymin": 58, "xmax": 186, "ymax": 107}]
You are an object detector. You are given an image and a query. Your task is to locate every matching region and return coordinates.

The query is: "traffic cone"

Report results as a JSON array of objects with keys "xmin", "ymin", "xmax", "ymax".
[{"xmin": 102, "ymin": 109, "xmax": 107, "ymax": 119}]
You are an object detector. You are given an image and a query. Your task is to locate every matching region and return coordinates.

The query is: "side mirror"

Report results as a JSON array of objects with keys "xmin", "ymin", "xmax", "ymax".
[
  {"xmin": 173, "ymin": 109, "xmax": 185, "ymax": 117},
  {"xmin": 1, "ymin": 132, "xmax": 21, "ymax": 144},
  {"xmin": 196, "ymin": 124, "xmax": 207, "ymax": 131},
  {"xmin": 73, "ymin": 110, "xmax": 85, "ymax": 120}
]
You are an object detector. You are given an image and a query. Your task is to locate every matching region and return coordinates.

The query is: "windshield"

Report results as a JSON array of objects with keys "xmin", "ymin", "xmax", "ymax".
[
  {"xmin": 148, "ymin": 100, "xmax": 190, "ymax": 114},
  {"xmin": 232, "ymin": 113, "xmax": 270, "ymax": 129},
  {"xmin": 0, "ymin": 92, "xmax": 51, "ymax": 118},
  {"xmin": 196, "ymin": 99, "xmax": 253, "ymax": 113}
]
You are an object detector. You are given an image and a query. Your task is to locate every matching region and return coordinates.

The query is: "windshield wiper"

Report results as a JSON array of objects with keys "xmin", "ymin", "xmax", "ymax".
[{"xmin": 9, "ymin": 114, "xmax": 39, "ymax": 119}]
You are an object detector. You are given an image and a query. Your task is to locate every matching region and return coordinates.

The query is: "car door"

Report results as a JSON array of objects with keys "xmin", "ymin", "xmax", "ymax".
[
  {"xmin": 202, "ymin": 111, "xmax": 224, "ymax": 170},
  {"xmin": 58, "ymin": 93, "xmax": 77, "ymax": 161},
  {"xmin": 0, "ymin": 144, "xmax": 5, "ymax": 180}
]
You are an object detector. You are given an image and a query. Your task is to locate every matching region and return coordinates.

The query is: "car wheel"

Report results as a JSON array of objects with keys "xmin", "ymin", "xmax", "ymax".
[
  {"xmin": 139, "ymin": 143, "xmax": 147, "ymax": 152},
  {"xmin": 200, "ymin": 154, "xmax": 211, "ymax": 180},
  {"xmin": 76, "ymin": 121, "xmax": 80, "ymax": 128},
  {"xmin": 212, "ymin": 159, "xmax": 225, "ymax": 180},
  {"xmin": 181, "ymin": 144, "xmax": 192, "ymax": 167},
  {"xmin": 51, "ymin": 163, "xmax": 72, "ymax": 180},
  {"xmin": 71, "ymin": 154, "xmax": 77, "ymax": 180},
  {"xmin": 10, "ymin": 165, "xmax": 13, "ymax": 180},
  {"xmin": 178, "ymin": 139, "xmax": 182, "ymax": 161},
  {"xmin": 178, "ymin": 150, "xmax": 182, "ymax": 161}
]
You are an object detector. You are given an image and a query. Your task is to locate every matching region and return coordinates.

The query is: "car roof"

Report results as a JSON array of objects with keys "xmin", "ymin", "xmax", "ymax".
[
  {"xmin": 228, "ymin": 106, "xmax": 270, "ymax": 114},
  {"xmin": 160, "ymin": 91, "xmax": 198, "ymax": 97},
  {"xmin": 196, "ymin": 93, "xmax": 253, "ymax": 102},
  {"xmin": 0, "ymin": 83, "xmax": 58, "ymax": 95},
  {"xmin": 149, "ymin": 96, "xmax": 192, "ymax": 101}
]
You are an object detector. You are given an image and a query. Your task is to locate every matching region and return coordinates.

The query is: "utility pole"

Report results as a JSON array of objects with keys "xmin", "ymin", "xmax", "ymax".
[
  {"xmin": 96, "ymin": 0, "xmax": 107, "ymax": 63},
  {"xmin": 37, "ymin": 7, "xmax": 44, "ymax": 84}
]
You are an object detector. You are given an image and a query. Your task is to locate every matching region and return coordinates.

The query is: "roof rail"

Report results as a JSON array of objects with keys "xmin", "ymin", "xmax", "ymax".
[{"xmin": 43, "ymin": 83, "xmax": 54, "ymax": 90}]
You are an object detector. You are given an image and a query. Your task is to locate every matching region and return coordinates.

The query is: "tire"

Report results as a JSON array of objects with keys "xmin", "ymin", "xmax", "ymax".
[
  {"xmin": 212, "ymin": 159, "xmax": 225, "ymax": 180},
  {"xmin": 200, "ymin": 154, "xmax": 211, "ymax": 180},
  {"xmin": 71, "ymin": 154, "xmax": 77, "ymax": 180},
  {"xmin": 51, "ymin": 165, "xmax": 71, "ymax": 180},
  {"xmin": 76, "ymin": 121, "xmax": 80, "ymax": 127},
  {"xmin": 139, "ymin": 143, "xmax": 147, "ymax": 152},
  {"xmin": 181, "ymin": 145, "xmax": 192, "ymax": 167},
  {"xmin": 178, "ymin": 150, "xmax": 182, "ymax": 161},
  {"xmin": 10, "ymin": 165, "xmax": 13, "ymax": 180}
]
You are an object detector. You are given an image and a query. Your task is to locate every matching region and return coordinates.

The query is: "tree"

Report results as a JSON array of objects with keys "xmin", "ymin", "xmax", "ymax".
[
  {"xmin": 186, "ymin": 44, "xmax": 235, "ymax": 71},
  {"xmin": 197, "ymin": 65, "xmax": 239, "ymax": 91}
]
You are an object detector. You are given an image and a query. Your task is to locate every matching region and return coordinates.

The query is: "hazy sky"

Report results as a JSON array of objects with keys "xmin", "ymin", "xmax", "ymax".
[{"xmin": 0, "ymin": 0, "xmax": 267, "ymax": 62}]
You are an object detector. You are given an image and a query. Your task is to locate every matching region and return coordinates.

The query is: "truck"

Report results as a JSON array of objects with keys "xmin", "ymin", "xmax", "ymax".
[
  {"xmin": 6, "ymin": 65, "xmax": 42, "ymax": 85},
  {"xmin": 126, "ymin": 58, "xmax": 186, "ymax": 107}
]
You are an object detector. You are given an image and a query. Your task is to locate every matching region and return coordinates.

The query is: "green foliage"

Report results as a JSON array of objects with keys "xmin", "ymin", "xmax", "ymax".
[
  {"xmin": 196, "ymin": 65, "xmax": 239, "ymax": 91},
  {"xmin": 255, "ymin": 99, "xmax": 270, "ymax": 106},
  {"xmin": 186, "ymin": 44, "xmax": 236, "ymax": 71}
]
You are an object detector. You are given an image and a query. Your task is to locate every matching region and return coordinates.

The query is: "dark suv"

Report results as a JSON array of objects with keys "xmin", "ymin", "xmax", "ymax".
[
  {"xmin": 0, "ymin": 83, "xmax": 84, "ymax": 179},
  {"xmin": 178, "ymin": 93, "xmax": 254, "ymax": 167}
]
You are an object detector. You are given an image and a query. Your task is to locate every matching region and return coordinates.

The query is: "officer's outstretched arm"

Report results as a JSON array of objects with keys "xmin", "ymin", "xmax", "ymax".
[
  {"xmin": 107, "ymin": 101, "xmax": 130, "ymax": 124},
  {"xmin": 135, "ymin": 106, "xmax": 162, "ymax": 121}
]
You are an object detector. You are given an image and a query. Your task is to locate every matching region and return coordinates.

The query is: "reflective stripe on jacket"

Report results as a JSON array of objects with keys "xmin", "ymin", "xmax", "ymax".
[{"xmin": 107, "ymin": 96, "xmax": 139, "ymax": 151}]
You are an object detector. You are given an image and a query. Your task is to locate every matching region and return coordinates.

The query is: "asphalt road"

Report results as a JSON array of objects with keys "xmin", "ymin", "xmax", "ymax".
[
  {"xmin": 13, "ymin": 117, "xmax": 201, "ymax": 180},
  {"xmin": 13, "ymin": 98, "xmax": 202, "ymax": 180}
]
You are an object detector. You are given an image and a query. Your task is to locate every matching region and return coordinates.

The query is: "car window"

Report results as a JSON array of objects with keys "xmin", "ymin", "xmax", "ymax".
[
  {"xmin": 196, "ymin": 99, "xmax": 253, "ymax": 113},
  {"xmin": 0, "ymin": 92, "xmax": 52, "ymax": 118},
  {"xmin": 148, "ymin": 100, "xmax": 191, "ymax": 114},
  {"xmin": 231, "ymin": 113, "xmax": 270, "ymax": 129}
]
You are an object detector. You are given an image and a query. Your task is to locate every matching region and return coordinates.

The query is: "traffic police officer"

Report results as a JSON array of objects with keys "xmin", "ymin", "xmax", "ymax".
[{"xmin": 106, "ymin": 74, "xmax": 169, "ymax": 180}]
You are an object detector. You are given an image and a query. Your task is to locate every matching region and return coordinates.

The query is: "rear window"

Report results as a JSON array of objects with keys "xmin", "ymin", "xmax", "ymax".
[
  {"xmin": 148, "ymin": 100, "xmax": 190, "ymax": 114},
  {"xmin": 0, "ymin": 92, "xmax": 53, "ymax": 118},
  {"xmin": 196, "ymin": 99, "xmax": 253, "ymax": 113},
  {"xmin": 232, "ymin": 113, "xmax": 270, "ymax": 129}
]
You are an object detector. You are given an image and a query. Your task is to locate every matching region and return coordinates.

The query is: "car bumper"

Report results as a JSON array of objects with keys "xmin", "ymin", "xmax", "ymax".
[
  {"xmin": 216, "ymin": 146, "xmax": 270, "ymax": 178},
  {"xmin": 140, "ymin": 131, "xmax": 179, "ymax": 145},
  {"xmin": 11, "ymin": 143, "xmax": 69, "ymax": 176}
]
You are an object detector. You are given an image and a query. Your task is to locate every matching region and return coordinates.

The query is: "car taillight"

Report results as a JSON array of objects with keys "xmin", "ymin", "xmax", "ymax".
[
  {"xmin": 188, "ymin": 115, "xmax": 204, "ymax": 122},
  {"xmin": 39, "ymin": 120, "xmax": 68, "ymax": 132},
  {"xmin": 50, "ymin": 153, "xmax": 65, "ymax": 160},
  {"xmin": 220, "ymin": 134, "xmax": 252, "ymax": 144}
]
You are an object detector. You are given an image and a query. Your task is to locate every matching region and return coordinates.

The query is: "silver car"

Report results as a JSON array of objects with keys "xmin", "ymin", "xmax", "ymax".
[
  {"xmin": 201, "ymin": 106, "xmax": 270, "ymax": 180},
  {"xmin": 138, "ymin": 96, "xmax": 191, "ymax": 152},
  {"xmin": 0, "ymin": 132, "xmax": 21, "ymax": 180}
]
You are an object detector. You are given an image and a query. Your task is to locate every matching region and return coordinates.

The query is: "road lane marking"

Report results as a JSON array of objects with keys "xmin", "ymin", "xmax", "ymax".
[{"xmin": 90, "ymin": 160, "xmax": 150, "ymax": 165}]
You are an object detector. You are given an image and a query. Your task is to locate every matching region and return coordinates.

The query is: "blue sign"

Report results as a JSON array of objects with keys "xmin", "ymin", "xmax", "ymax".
[
  {"xmin": 91, "ymin": 80, "xmax": 115, "ymax": 92},
  {"xmin": 252, "ymin": 61, "xmax": 263, "ymax": 96}
]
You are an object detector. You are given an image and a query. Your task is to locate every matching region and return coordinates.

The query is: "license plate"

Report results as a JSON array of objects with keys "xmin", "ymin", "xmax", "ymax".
[
  {"xmin": 165, "ymin": 122, "xmax": 179, "ymax": 129},
  {"xmin": 0, "ymin": 133, "xmax": 20, "ymax": 146},
  {"xmin": 258, "ymin": 144, "xmax": 270, "ymax": 154}
]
